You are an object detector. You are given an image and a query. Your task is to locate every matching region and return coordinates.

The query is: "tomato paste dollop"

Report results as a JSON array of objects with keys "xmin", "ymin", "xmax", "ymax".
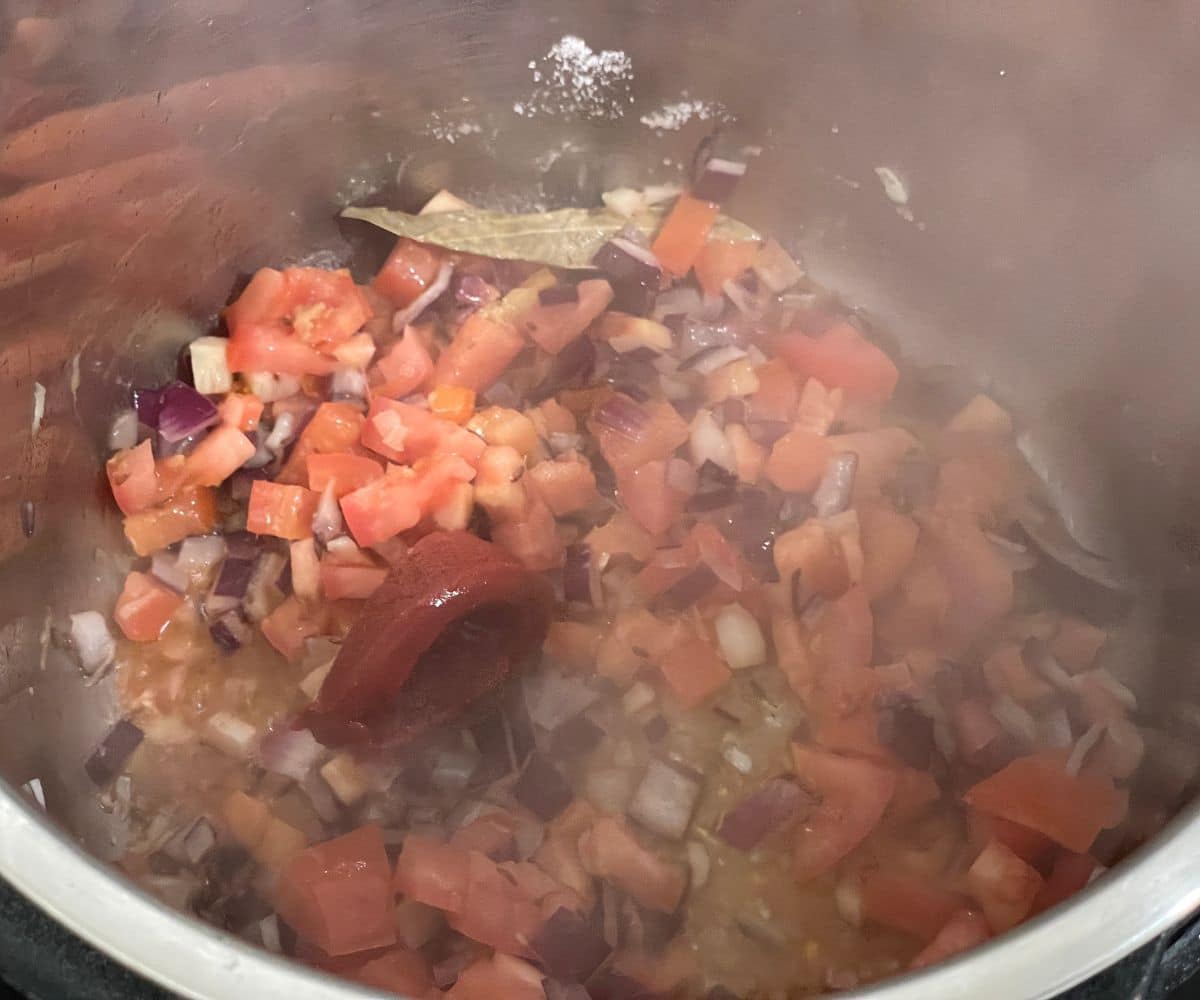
[{"xmin": 300, "ymin": 530, "xmax": 555, "ymax": 747}]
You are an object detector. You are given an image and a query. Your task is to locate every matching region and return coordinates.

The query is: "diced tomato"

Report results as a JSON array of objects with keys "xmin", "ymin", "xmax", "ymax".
[
  {"xmin": 951, "ymin": 697, "xmax": 1004, "ymax": 759},
  {"xmin": 967, "ymin": 810, "xmax": 1056, "ymax": 868},
  {"xmin": 247, "ymin": 481, "xmax": 318, "ymax": 539},
  {"xmin": 1031, "ymin": 851, "xmax": 1099, "ymax": 916},
  {"xmin": 447, "ymin": 851, "xmax": 542, "ymax": 956},
  {"xmin": 429, "ymin": 384, "xmax": 477, "ymax": 425},
  {"xmin": 277, "ymin": 401, "xmax": 366, "ymax": 484},
  {"xmin": 617, "ymin": 460, "xmax": 687, "ymax": 536},
  {"xmin": 659, "ymin": 636, "xmax": 732, "ymax": 708},
  {"xmin": 691, "ymin": 520, "xmax": 746, "ymax": 592},
  {"xmin": 275, "ymin": 825, "xmax": 396, "ymax": 957},
  {"xmin": 875, "ymin": 558, "xmax": 951, "ymax": 654},
  {"xmin": 858, "ymin": 502, "xmax": 920, "ymax": 600},
  {"xmin": 394, "ymin": 835, "xmax": 472, "ymax": 912},
  {"xmin": 182, "ymin": 425, "xmax": 255, "ymax": 487},
  {"xmin": 860, "ymin": 872, "xmax": 969, "ymax": 943},
  {"xmin": 588, "ymin": 395, "xmax": 691, "ymax": 474},
  {"xmin": 113, "ymin": 570, "xmax": 183, "ymax": 641},
  {"xmin": 218, "ymin": 392, "xmax": 264, "ymax": 432},
  {"xmin": 349, "ymin": 947, "xmax": 433, "ymax": 997},
  {"xmin": 340, "ymin": 454, "xmax": 476, "ymax": 548},
  {"xmin": 765, "ymin": 427, "xmax": 832, "ymax": 493},
  {"xmin": 586, "ymin": 510, "xmax": 657, "ymax": 563},
  {"xmin": 122, "ymin": 486, "xmax": 218, "ymax": 556},
  {"xmin": 448, "ymin": 955, "xmax": 545, "ymax": 1000},
  {"xmin": 773, "ymin": 520, "xmax": 851, "ymax": 600},
  {"xmin": 773, "ymin": 614, "xmax": 817, "ymax": 698},
  {"xmin": 1051, "ymin": 616, "xmax": 1108, "ymax": 673},
  {"xmin": 981, "ymin": 643, "xmax": 1054, "ymax": 705},
  {"xmin": 887, "ymin": 766, "xmax": 942, "ymax": 822},
  {"xmin": 577, "ymin": 816, "xmax": 687, "ymax": 913},
  {"xmin": 543, "ymin": 620, "xmax": 603, "ymax": 671},
  {"xmin": 331, "ymin": 332, "xmax": 376, "ymax": 369},
  {"xmin": 790, "ymin": 744, "xmax": 896, "ymax": 880},
  {"xmin": 520, "ymin": 277, "xmax": 615, "ymax": 354},
  {"xmin": 693, "ymin": 239, "xmax": 761, "ymax": 297},
  {"xmin": 106, "ymin": 440, "xmax": 158, "ymax": 515},
  {"xmin": 361, "ymin": 397, "xmax": 486, "ymax": 466},
  {"xmin": 226, "ymin": 266, "xmax": 371, "ymax": 351},
  {"xmin": 451, "ymin": 812, "xmax": 520, "ymax": 860},
  {"xmin": 812, "ymin": 586, "xmax": 874, "ymax": 674},
  {"xmin": 490, "ymin": 497, "xmax": 566, "ymax": 571},
  {"xmin": 260, "ymin": 595, "xmax": 325, "ymax": 662},
  {"xmin": 319, "ymin": 561, "xmax": 388, "ymax": 601},
  {"xmin": 226, "ymin": 322, "xmax": 338, "ymax": 376},
  {"xmin": 795, "ymin": 377, "xmax": 844, "ymax": 435},
  {"xmin": 964, "ymin": 752, "xmax": 1124, "ymax": 854},
  {"xmin": 306, "ymin": 452, "xmax": 383, "ymax": 497},
  {"xmin": 933, "ymin": 450, "xmax": 1017, "ymax": 522},
  {"xmin": 965, "ymin": 838, "xmax": 1045, "ymax": 932},
  {"xmin": 222, "ymin": 791, "xmax": 271, "ymax": 851},
  {"xmin": 372, "ymin": 238, "xmax": 442, "ymax": 308},
  {"xmin": 776, "ymin": 322, "xmax": 900, "ymax": 404},
  {"xmin": 434, "ymin": 310, "xmax": 525, "ymax": 392},
  {"xmin": 527, "ymin": 456, "xmax": 599, "ymax": 517},
  {"xmin": 813, "ymin": 667, "xmax": 885, "ymax": 758},
  {"xmin": 371, "ymin": 327, "xmax": 436, "ymax": 399},
  {"xmin": 651, "ymin": 193, "xmax": 720, "ymax": 277},
  {"xmin": 746, "ymin": 358, "xmax": 800, "ymax": 425},
  {"xmin": 930, "ymin": 518, "xmax": 1015, "ymax": 653},
  {"xmin": 909, "ymin": 909, "xmax": 991, "ymax": 970}
]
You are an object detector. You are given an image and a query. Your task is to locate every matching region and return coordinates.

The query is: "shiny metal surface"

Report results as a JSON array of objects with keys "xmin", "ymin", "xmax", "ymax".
[{"xmin": 2, "ymin": 1, "xmax": 1200, "ymax": 996}]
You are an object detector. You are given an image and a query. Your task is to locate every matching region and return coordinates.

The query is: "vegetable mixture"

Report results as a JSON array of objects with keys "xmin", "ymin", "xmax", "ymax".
[{"xmin": 83, "ymin": 155, "xmax": 1148, "ymax": 998}]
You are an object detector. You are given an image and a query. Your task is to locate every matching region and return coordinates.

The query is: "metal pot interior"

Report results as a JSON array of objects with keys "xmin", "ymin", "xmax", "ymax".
[{"xmin": 2, "ymin": 1, "xmax": 1200, "ymax": 996}]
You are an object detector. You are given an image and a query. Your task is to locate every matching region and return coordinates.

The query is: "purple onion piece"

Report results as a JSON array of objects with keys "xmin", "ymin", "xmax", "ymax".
[
  {"xmin": 723, "ymin": 398, "xmax": 746, "ymax": 424},
  {"xmin": 692, "ymin": 157, "xmax": 748, "ymax": 204},
  {"xmin": 210, "ymin": 611, "xmax": 251, "ymax": 654},
  {"xmin": 455, "ymin": 273, "xmax": 500, "ymax": 309},
  {"xmin": 276, "ymin": 557, "xmax": 293, "ymax": 597},
  {"xmin": 132, "ymin": 385, "xmax": 164, "ymax": 426},
  {"xmin": 593, "ymin": 393, "xmax": 651, "ymax": 440},
  {"xmin": 563, "ymin": 544, "xmax": 596, "ymax": 605},
  {"xmin": 213, "ymin": 557, "xmax": 256, "ymax": 598},
  {"xmin": 717, "ymin": 776, "xmax": 815, "ymax": 850},
  {"xmin": 681, "ymin": 344, "xmax": 748, "ymax": 376},
  {"xmin": 20, "ymin": 500, "xmax": 35, "ymax": 538},
  {"xmin": 587, "ymin": 970, "xmax": 660, "ymax": 1000},
  {"xmin": 812, "ymin": 452, "xmax": 859, "ymax": 518},
  {"xmin": 643, "ymin": 715, "xmax": 668, "ymax": 743},
  {"xmin": 533, "ymin": 336, "xmax": 597, "ymax": 402},
  {"xmin": 551, "ymin": 715, "xmax": 605, "ymax": 757},
  {"xmin": 593, "ymin": 238, "xmax": 662, "ymax": 316},
  {"xmin": 469, "ymin": 711, "xmax": 515, "ymax": 786},
  {"xmin": 545, "ymin": 981, "xmax": 593, "ymax": 1000},
  {"xmin": 539, "ymin": 284, "xmax": 581, "ymax": 306},
  {"xmin": 504, "ymin": 684, "xmax": 537, "ymax": 767},
  {"xmin": 653, "ymin": 566, "xmax": 718, "ymax": 613},
  {"xmin": 688, "ymin": 486, "xmax": 738, "ymax": 513},
  {"xmin": 224, "ymin": 531, "xmax": 261, "ymax": 560},
  {"xmin": 156, "ymin": 382, "xmax": 219, "ymax": 442},
  {"xmin": 532, "ymin": 907, "xmax": 613, "ymax": 982},
  {"xmin": 745, "ymin": 420, "xmax": 790, "ymax": 446},
  {"xmin": 513, "ymin": 753, "xmax": 573, "ymax": 821},
  {"xmin": 85, "ymin": 719, "xmax": 144, "ymax": 787},
  {"xmin": 432, "ymin": 951, "xmax": 475, "ymax": 991}
]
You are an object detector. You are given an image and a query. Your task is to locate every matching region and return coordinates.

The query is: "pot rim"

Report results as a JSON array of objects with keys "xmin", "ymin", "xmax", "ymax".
[{"xmin": 1, "ymin": 786, "xmax": 1199, "ymax": 999}]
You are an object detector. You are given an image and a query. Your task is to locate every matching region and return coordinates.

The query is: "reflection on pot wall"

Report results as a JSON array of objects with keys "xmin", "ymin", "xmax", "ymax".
[{"xmin": 1, "ymin": 0, "xmax": 1199, "ymax": 866}]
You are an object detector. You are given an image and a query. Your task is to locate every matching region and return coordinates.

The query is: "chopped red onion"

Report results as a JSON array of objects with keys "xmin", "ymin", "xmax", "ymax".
[
  {"xmin": 654, "ymin": 566, "xmax": 718, "ymax": 613},
  {"xmin": 155, "ymin": 382, "xmax": 219, "ymax": 442},
  {"xmin": 132, "ymin": 385, "xmax": 165, "ymax": 426},
  {"xmin": 329, "ymin": 367, "xmax": 369, "ymax": 404},
  {"xmin": 455, "ymin": 273, "xmax": 500, "ymax": 311},
  {"xmin": 532, "ymin": 907, "xmax": 613, "ymax": 982},
  {"xmin": 593, "ymin": 393, "xmax": 650, "ymax": 440},
  {"xmin": 811, "ymin": 452, "xmax": 859, "ymax": 518},
  {"xmin": 643, "ymin": 715, "xmax": 668, "ymax": 743},
  {"xmin": 312, "ymin": 482, "xmax": 343, "ymax": 543},
  {"xmin": 19, "ymin": 500, "xmax": 35, "ymax": 539},
  {"xmin": 717, "ymin": 776, "xmax": 815, "ymax": 850},
  {"xmin": 259, "ymin": 727, "xmax": 324, "ymax": 781},
  {"xmin": 692, "ymin": 157, "xmax": 747, "ymax": 204},
  {"xmin": 513, "ymin": 753, "xmax": 573, "ymax": 821},
  {"xmin": 628, "ymin": 758, "xmax": 702, "ymax": 840},
  {"xmin": 593, "ymin": 238, "xmax": 662, "ymax": 315},
  {"xmin": 534, "ymin": 336, "xmax": 597, "ymax": 402},
  {"xmin": 108, "ymin": 409, "xmax": 139, "ymax": 451},
  {"xmin": 722, "ymin": 275, "xmax": 768, "ymax": 318},
  {"xmin": 69, "ymin": 611, "xmax": 116, "ymax": 676},
  {"xmin": 393, "ymin": 260, "xmax": 454, "ymax": 330},
  {"xmin": 552, "ymin": 715, "xmax": 606, "ymax": 757},
  {"xmin": 432, "ymin": 951, "xmax": 474, "ymax": 990},
  {"xmin": 212, "ymin": 557, "xmax": 256, "ymax": 598},
  {"xmin": 209, "ymin": 611, "xmax": 250, "ymax": 653},
  {"xmin": 562, "ymin": 543, "xmax": 600, "ymax": 605},
  {"xmin": 524, "ymin": 671, "xmax": 601, "ymax": 731},
  {"xmin": 539, "ymin": 284, "xmax": 581, "ymax": 306},
  {"xmin": 85, "ymin": 719, "xmax": 144, "ymax": 787},
  {"xmin": 683, "ymin": 344, "xmax": 747, "ymax": 376},
  {"xmin": 678, "ymin": 319, "xmax": 739, "ymax": 362},
  {"xmin": 651, "ymin": 286, "xmax": 704, "ymax": 322}
]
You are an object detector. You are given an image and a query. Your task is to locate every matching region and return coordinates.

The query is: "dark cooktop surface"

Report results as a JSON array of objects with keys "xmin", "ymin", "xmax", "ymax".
[{"xmin": 2, "ymin": 877, "xmax": 1198, "ymax": 1000}]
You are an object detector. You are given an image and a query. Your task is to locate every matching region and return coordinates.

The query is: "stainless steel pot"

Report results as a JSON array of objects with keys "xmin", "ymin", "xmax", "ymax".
[{"xmin": 3, "ymin": 1, "xmax": 1200, "ymax": 997}]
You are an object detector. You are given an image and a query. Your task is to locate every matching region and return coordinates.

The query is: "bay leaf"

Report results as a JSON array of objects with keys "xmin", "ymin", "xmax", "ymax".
[{"xmin": 340, "ymin": 204, "xmax": 759, "ymax": 269}]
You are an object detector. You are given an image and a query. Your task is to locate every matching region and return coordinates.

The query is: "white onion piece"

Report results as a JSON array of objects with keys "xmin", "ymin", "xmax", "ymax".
[
  {"xmin": 189, "ymin": 336, "xmax": 233, "ymax": 395},
  {"xmin": 150, "ymin": 551, "xmax": 189, "ymax": 593},
  {"xmin": 722, "ymin": 743, "xmax": 754, "ymax": 774},
  {"xmin": 393, "ymin": 261, "xmax": 453, "ymax": 330},
  {"xmin": 689, "ymin": 344, "xmax": 748, "ymax": 376},
  {"xmin": 330, "ymin": 366, "xmax": 370, "ymax": 399},
  {"xmin": 202, "ymin": 712, "xmax": 259, "ymax": 759},
  {"xmin": 689, "ymin": 410, "xmax": 736, "ymax": 474},
  {"xmin": 991, "ymin": 696, "xmax": 1038, "ymax": 745},
  {"xmin": 584, "ymin": 767, "xmax": 633, "ymax": 814},
  {"xmin": 523, "ymin": 672, "xmax": 600, "ymax": 731},
  {"xmin": 1075, "ymin": 669, "xmax": 1138, "ymax": 710},
  {"xmin": 1066, "ymin": 723, "xmax": 1105, "ymax": 777},
  {"xmin": 264, "ymin": 411, "xmax": 296, "ymax": 455},
  {"xmin": 243, "ymin": 372, "xmax": 300, "ymax": 403},
  {"xmin": 628, "ymin": 759, "xmax": 701, "ymax": 840},
  {"xmin": 714, "ymin": 604, "xmax": 767, "ymax": 670},
  {"xmin": 259, "ymin": 914, "xmax": 282, "ymax": 953},
  {"xmin": 301, "ymin": 771, "xmax": 341, "ymax": 823},
  {"xmin": 260, "ymin": 727, "xmax": 324, "ymax": 781},
  {"xmin": 312, "ymin": 482, "xmax": 343, "ymax": 543},
  {"xmin": 178, "ymin": 535, "xmax": 227, "ymax": 583},
  {"xmin": 20, "ymin": 778, "xmax": 45, "ymax": 810},
  {"xmin": 835, "ymin": 877, "xmax": 863, "ymax": 927},
  {"xmin": 430, "ymin": 747, "xmax": 480, "ymax": 793},
  {"xmin": 547, "ymin": 431, "xmax": 583, "ymax": 455},
  {"xmin": 686, "ymin": 841, "xmax": 710, "ymax": 890},
  {"xmin": 812, "ymin": 452, "xmax": 859, "ymax": 518},
  {"xmin": 1038, "ymin": 708, "xmax": 1074, "ymax": 749},
  {"xmin": 651, "ymin": 285, "xmax": 703, "ymax": 321},
  {"xmin": 722, "ymin": 278, "xmax": 767, "ymax": 318},
  {"xmin": 601, "ymin": 187, "xmax": 646, "ymax": 218},
  {"xmin": 666, "ymin": 456, "xmax": 699, "ymax": 495},
  {"xmin": 985, "ymin": 531, "xmax": 1039, "ymax": 572},
  {"xmin": 621, "ymin": 681, "xmax": 656, "ymax": 716},
  {"xmin": 1030, "ymin": 643, "xmax": 1075, "ymax": 690},
  {"xmin": 751, "ymin": 239, "xmax": 804, "ymax": 293},
  {"xmin": 69, "ymin": 611, "xmax": 115, "ymax": 675},
  {"xmin": 321, "ymin": 753, "xmax": 371, "ymax": 805},
  {"xmin": 108, "ymin": 409, "xmax": 138, "ymax": 451},
  {"xmin": 181, "ymin": 818, "xmax": 217, "ymax": 864}
]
